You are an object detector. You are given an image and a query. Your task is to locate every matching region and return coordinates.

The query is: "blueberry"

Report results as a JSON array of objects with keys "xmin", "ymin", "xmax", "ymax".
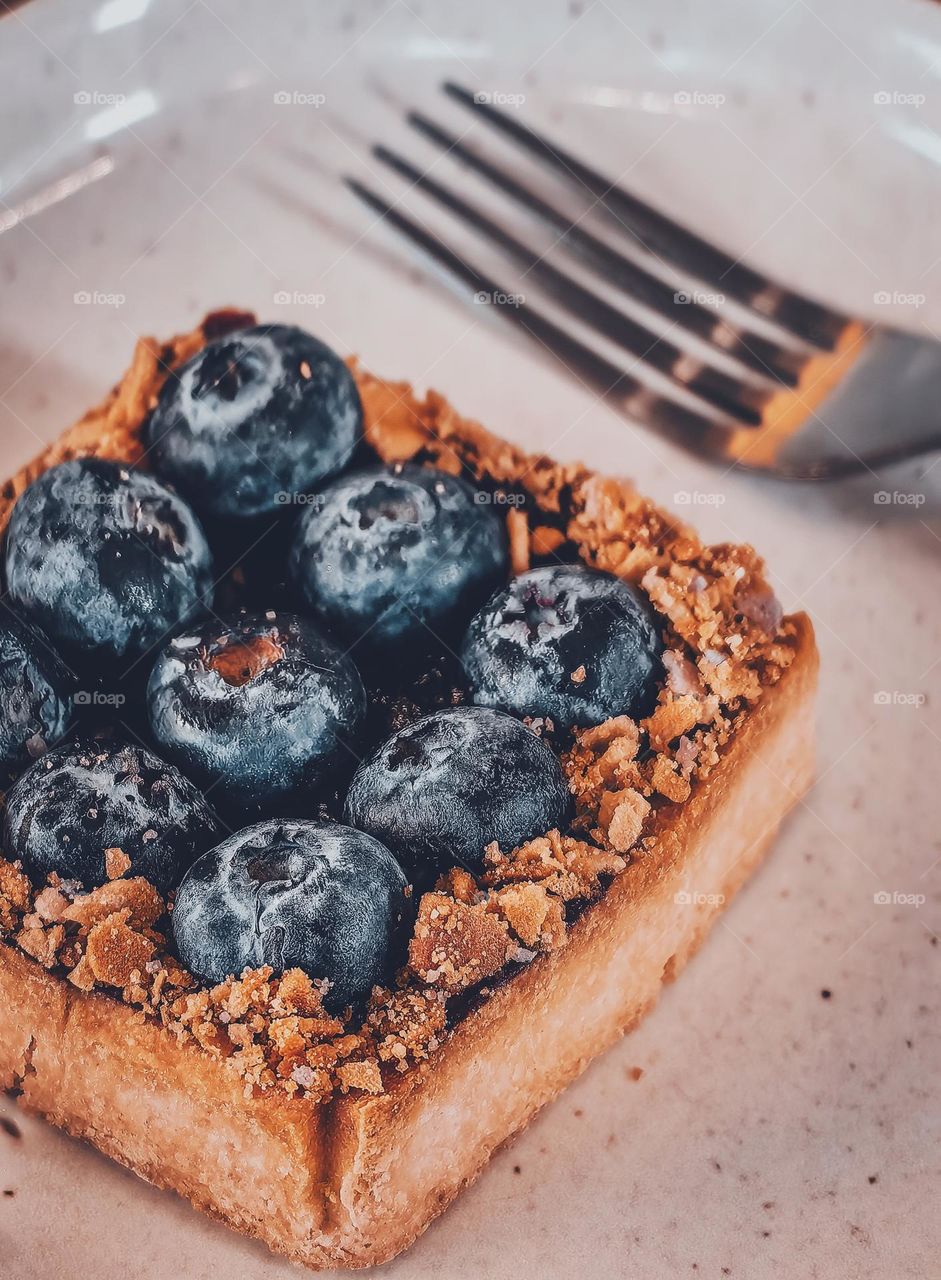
[
  {"xmin": 344, "ymin": 706, "xmax": 570, "ymax": 882},
  {"xmin": 289, "ymin": 465, "xmax": 507, "ymax": 656},
  {"xmin": 4, "ymin": 741, "xmax": 221, "ymax": 893},
  {"xmin": 4, "ymin": 458, "xmax": 213, "ymax": 669},
  {"xmin": 146, "ymin": 325, "xmax": 362, "ymax": 519},
  {"xmin": 461, "ymin": 564, "xmax": 664, "ymax": 730},
  {"xmin": 147, "ymin": 611, "xmax": 366, "ymax": 815},
  {"xmin": 0, "ymin": 618, "xmax": 72, "ymax": 784},
  {"xmin": 172, "ymin": 820, "xmax": 411, "ymax": 1009}
]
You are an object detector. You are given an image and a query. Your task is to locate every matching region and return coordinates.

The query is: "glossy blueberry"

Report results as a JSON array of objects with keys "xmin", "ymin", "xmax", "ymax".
[
  {"xmin": 147, "ymin": 611, "xmax": 366, "ymax": 815},
  {"xmin": 289, "ymin": 465, "xmax": 507, "ymax": 656},
  {"xmin": 461, "ymin": 564, "xmax": 664, "ymax": 730},
  {"xmin": 344, "ymin": 706, "xmax": 570, "ymax": 882},
  {"xmin": 0, "ymin": 618, "xmax": 72, "ymax": 785},
  {"xmin": 146, "ymin": 324, "xmax": 362, "ymax": 519},
  {"xmin": 3, "ymin": 741, "xmax": 221, "ymax": 893},
  {"xmin": 172, "ymin": 820, "xmax": 411, "ymax": 1009},
  {"xmin": 4, "ymin": 458, "xmax": 214, "ymax": 668}
]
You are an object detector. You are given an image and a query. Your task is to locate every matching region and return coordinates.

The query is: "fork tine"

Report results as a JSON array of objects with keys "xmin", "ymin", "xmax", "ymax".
[
  {"xmin": 407, "ymin": 111, "xmax": 804, "ymax": 388},
  {"xmin": 371, "ymin": 144, "xmax": 766, "ymax": 426},
  {"xmin": 345, "ymin": 176, "xmax": 740, "ymax": 443},
  {"xmin": 443, "ymin": 82, "xmax": 851, "ymax": 352},
  {"xmin": 342, "ymin": 179, "xmax": 941, "ymax": 479}
]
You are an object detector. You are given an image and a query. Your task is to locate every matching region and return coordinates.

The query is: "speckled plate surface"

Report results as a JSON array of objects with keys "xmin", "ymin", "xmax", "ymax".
[{"xmin": 0, "ymin": 1, "xmax": 938, "ymax": 1277}]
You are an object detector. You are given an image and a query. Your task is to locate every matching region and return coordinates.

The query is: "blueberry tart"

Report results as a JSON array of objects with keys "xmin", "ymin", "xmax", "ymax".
[{"xmin": 0, "ymin": 313, "xmax": 817, "ymax": 1271}]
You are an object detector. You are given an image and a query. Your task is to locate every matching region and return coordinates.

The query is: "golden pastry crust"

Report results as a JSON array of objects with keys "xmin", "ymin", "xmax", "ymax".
[
  {"xmin": 0, "ymin": 617, "xmax": 815, "ymax": 1268},
  {"xmin": 0, "ymin": 311, "xmax": 818, "ymax": 1268}
]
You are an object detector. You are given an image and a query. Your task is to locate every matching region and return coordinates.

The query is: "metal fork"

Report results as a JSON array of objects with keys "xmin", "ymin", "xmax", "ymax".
[{"xmin": 346, "ymin": 82, "xmax": 941, "ymax": 480}]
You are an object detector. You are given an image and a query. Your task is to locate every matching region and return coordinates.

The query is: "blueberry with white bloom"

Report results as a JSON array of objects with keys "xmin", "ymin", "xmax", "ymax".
[
  {"xmin": 147, "ymin": 324, "xmax": 362, "ymax": 519},
  {"xmin": 461, "ymin": 564, "xmax": 664, "ymax": 730},
  {"xmin": 147, "ymin": 611, "xmax": 366, "ymax": 815},
  {"xmin": 172, "ymin": 820, "xmax": 411, "ymax": 1009},
  {"xmin": 344, "ymin": 706, "xmax": 571, "ymax": 883},
  {"xmin": 289, "ymin": 465, "xmax": 507, "ymax": 656},
  {"xmin": 3, "ymin": 740, "xmax": 221, "ymax": 893},
  {"xmin": 4, "ymin": 458, "xmax": 214, "ymax": 668},
  {"xmin": 0, "ymin": 617, "xmax": 72, "ymax": 783}
]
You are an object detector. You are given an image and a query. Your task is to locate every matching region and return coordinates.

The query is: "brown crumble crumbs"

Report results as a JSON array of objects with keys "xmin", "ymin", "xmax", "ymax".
[
  {"xmin": 409, "ymin": 894, "xmax": 511, "ymax": 993},
  {"xmin": 0, "ymin": 312, "xmax": 798, "ymax": 1105},
  {"xmin": 104, "ymin": 847, "xmax": 132, "ymax": 880},
  {"xmin": 205, "ymin": 632, "xmax": 284, "ymax": 687},
  {"xmin": 506, "ymin": 506, "xmax": 530, "ymax": 575},
  {"xmin": 481, "ymin": 829, "xmax": 625, "ymax": 902},
  {"xmin": 530, "ymin": 525, "xmax": 565, "ymax": 557}
]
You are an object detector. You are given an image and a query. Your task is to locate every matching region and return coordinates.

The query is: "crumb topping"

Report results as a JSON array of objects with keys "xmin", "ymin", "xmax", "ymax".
[
  {"xmin": 105, "ymin": 846, "xmax": 132, "ymax": 880},
  {"xmin": 205, "ymin": 633, "xmax": 284, "ymax": 686},
  {"xmin": 506, "ymin": 507, "xmax": 530, "ymax": 575},
  {"xmin": 409, "ymin": 894, "xmax": 511, "ymax": 993},
  {"xmin": 367, "ymin": 987, "xmax": 447, "ymax": 1069},
  {"xmin": 531, "ymin": 525, "xmax": 566, "ymax": 557},
  {"xmin": 0, "ymin": 311, "xmax": 798, "ymax": 1106}
]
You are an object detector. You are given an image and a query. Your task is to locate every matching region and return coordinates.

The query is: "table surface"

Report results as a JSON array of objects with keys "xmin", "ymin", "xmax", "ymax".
[{"xmin": 0, "ymin": 2, "xmax": 939, "ymax": 1277}]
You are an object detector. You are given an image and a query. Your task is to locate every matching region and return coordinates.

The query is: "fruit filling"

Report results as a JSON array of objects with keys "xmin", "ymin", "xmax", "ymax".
[{"xmin": 0, "ymin": 313, "xmax": 798, "ymax": 1103}]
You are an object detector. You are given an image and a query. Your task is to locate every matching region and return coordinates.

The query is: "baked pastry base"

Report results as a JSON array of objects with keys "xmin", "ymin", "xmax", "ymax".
[
  {"xmin": 0, "ymin": 313, "xmax": 817, "ymax": 1268},
  {"xmin": 0, "ymin": 613, "xmax": 815, "ymax": 1268}
]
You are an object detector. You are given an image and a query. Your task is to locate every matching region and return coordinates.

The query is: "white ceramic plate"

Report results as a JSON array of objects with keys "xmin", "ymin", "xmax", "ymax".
[{"xmin": 0, "ymin": 3, "xmax": 937, "ymax": 1278}]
